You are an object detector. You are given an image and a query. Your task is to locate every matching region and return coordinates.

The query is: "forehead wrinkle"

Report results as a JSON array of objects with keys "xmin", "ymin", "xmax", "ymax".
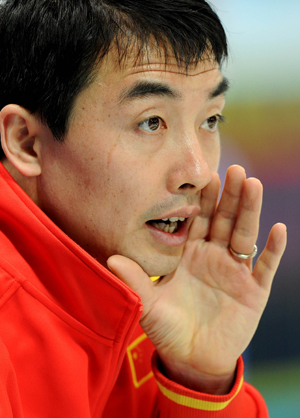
[{"xmin": 129, "ymin": 66, "xmax": 219, "ymax": 77}]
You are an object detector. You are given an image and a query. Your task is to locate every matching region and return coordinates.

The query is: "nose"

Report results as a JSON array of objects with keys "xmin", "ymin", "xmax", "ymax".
[{"xmin": 166, "ymin": 133, "xmax": 212, "ymax": 195}]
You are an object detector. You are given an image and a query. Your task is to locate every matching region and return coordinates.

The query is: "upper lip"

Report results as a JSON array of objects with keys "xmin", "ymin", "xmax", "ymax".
[{"xmin": 148, "ymin": 205, "xmax": 201, "ymax": 221}]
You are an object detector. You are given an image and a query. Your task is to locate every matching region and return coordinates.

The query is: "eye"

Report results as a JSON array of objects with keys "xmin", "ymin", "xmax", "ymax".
[
  {"xmin": 201, "ymin": 114, "xmax": 225, "ymax": 132},
  {"xmin": 138, "ymin": 117, "xmax": 165, "ymax": 133}
]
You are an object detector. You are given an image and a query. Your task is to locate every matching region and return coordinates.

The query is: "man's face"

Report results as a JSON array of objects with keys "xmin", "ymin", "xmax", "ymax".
[{"xmin": 36, "ymin": 51, "xmax": 226, "ymax": 276}]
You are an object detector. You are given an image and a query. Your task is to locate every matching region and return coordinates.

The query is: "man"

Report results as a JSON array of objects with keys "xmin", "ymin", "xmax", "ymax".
[{"xmin": 0, "ymin": 0, "xmax": 286, "ymax": 417}]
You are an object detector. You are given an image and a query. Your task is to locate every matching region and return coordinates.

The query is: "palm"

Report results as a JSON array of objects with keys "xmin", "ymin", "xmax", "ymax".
[{"xmin": 144, "ymin": 240, "xmax": 267, "ymax": 375}]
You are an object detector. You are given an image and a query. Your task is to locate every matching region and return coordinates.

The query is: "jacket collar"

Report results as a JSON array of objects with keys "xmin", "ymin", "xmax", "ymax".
[{"xmin": 0, "ymin": 163, "xmax": 142, "ymax": 341}]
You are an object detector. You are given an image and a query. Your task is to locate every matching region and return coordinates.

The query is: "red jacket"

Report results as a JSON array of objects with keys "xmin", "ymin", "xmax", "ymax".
[{"xmin": 0, "ymin": 163, "xmax": 269, "ymax": 417}]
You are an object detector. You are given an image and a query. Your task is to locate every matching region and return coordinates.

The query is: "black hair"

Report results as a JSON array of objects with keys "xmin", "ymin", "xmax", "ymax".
[{"xmin": 0, "ymin": 0, "xmax": 228, "ymax": 160}]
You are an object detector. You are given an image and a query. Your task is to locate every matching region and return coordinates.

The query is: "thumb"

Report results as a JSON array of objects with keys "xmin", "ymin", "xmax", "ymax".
[{"xmin": 107, "ymin": 255, "xmax": 155, "ymax": 308}]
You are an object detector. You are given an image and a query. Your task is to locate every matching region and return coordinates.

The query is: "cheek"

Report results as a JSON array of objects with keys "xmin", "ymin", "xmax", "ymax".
[
  {"xmin": 212, "ymin": 144, "xmax": 221, "ymax": 171},
  {"xmin": 202, "ymin": 135, "xmax": 221, "ymax": 172},
  {"xmin": 94, "ymin": 150, "xmax": 156, "ymax": 218}
]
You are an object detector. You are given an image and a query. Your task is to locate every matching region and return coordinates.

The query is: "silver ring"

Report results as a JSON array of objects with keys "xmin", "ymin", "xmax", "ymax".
[{"xmin": 229, "ymin": 244, "xmax": 258, "ymax": 260}]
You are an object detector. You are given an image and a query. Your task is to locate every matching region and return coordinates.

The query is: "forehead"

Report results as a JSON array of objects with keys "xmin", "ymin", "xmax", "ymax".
[
  {"xmin": 71, "ymin": 46, "xmax": 225, "ymax": 119},
  {"xmin": 98, "ymin": 43, "xmax": 218, "ymax": 78},
  {"xmin": 92, "ymin": 47, "xmax": 222, "ymax": 100}
]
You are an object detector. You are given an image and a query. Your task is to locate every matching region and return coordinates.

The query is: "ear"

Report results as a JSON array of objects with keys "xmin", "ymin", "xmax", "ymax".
[{"xmin": 0, "ymin": 105, "xmax": 42, "ymax": 177}]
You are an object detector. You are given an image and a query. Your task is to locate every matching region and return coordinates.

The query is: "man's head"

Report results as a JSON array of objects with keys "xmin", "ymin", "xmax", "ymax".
[
  {"xmin": 0, "ymin": 0, "xmax": 228, "ymax": 275},
  {"xmin": 0, "ymin": 0, "xmax": 227, "ymax": 158}
]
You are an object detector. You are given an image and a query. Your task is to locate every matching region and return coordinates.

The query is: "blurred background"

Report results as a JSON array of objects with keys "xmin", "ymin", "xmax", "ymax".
[{"xmin": 209, "ymin": 0, "xmax": 300, "ymax": 416}]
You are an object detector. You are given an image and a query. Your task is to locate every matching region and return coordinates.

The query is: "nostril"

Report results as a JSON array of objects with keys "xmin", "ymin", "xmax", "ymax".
[{"xmin": 179, "ymin": 183, "xmax": 195, "ymax": 189}]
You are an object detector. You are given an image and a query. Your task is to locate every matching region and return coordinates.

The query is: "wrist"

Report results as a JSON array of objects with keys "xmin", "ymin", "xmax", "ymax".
[{"xmin": 158, "ymin": 356, "xmax": 236, "ymax": 395}]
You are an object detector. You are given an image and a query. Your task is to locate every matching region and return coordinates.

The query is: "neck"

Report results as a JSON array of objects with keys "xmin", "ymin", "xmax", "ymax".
[{"xmin": 2, "ymin": 159, "xmax": 40, "ymax": 206}]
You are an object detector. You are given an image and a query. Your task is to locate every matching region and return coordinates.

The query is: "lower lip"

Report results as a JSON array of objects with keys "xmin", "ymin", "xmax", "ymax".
[{"xmin": 146, "ymin": 220, "xmax": 189, "ymax": 247}]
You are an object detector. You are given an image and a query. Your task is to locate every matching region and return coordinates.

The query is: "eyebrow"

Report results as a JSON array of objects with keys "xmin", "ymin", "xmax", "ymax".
[
  {"xmin": 119, "ymin": 80, "xmax": 182, "ymax": 103},
  {"xmin": 118, "ymin": 76, "xmax": 230, "ymax": 104},
  {"xmin": 208, "ymin": 77, "xmax": 230, "ymax": 99}
]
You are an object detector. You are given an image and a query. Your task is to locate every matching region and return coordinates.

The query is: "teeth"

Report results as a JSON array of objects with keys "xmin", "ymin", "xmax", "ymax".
[
  {"xmin": 151, "ymin": 217, "xmax": 186, "ymax": 234},
  {"xmin": 161, "ymin": 217, "xmax": 185, "ymax": 222},
  {"xmin": 157, "ymin": 222, "xmax": 166, "ymax": 230},
  {"xmin": 152, "ymin": 221, "xmax": 178, "ymax": 233},
  {"xmin": 169, "ymin": 217, "xmax": 178, "ymax": 222}
]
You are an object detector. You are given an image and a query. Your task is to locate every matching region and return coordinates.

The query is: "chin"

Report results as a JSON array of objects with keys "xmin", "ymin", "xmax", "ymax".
[{"xmin": 137, "ymin": 253, "xmax": 181, "ymax": 278}]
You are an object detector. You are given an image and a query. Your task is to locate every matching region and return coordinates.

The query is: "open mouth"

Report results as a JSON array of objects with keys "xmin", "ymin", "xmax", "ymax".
[{"xmin": 147, "ymin": 217, "xmax": 186, "ymax": 234}]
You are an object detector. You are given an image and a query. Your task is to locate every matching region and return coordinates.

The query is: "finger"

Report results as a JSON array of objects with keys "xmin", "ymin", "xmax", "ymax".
[
  {"xmin": 210, "ymin": 165, "xmax": 246, "ymax": 246},
  {"xmin": 189, "ymin": 171, "xmax": 221, "ymax": 241},
  {"xmin": 107, "ymin": 255, "xmax": 155, "ymax": 314},
  {"xmin": 253, "ymin": 223, "xmax": 287, "ymax": 291},
  {"xmin": 230, "ymin": 177, "xmax": 262, "ymax": 255}
]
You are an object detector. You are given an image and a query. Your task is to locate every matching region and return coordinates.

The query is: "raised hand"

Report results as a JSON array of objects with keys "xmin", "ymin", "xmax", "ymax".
[{"xmin": 107, "ymin": 165, "xmax": 287, "ymax": 394}]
